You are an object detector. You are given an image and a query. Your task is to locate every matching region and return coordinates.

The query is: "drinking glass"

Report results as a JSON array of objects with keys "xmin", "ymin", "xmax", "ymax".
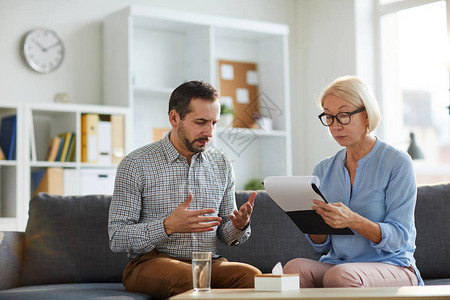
[{"xmin": 192, "ymin": 252, "xmax": 212, "ymax": 291}]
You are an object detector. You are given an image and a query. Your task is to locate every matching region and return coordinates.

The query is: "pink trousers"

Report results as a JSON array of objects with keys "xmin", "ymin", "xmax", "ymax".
[{"xmin": 283, "ymin": 258, "xmax": 418, "ymax": 288}]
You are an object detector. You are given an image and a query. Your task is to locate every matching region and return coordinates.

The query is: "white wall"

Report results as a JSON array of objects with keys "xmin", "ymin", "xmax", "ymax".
[
  {"xmin": 0, "ymin": 0, "xmax": 370, "ymax": 176},
  {"xmin": 293, "ymin": 0, "xmax": 363, "ymax": 174},
  {"xmin": 0, "ymin": 0, "xmax": 297, "ymax": 104}
]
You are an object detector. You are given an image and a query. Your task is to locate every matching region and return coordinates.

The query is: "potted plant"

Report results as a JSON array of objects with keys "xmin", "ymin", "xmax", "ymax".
[{"xmin": 217, "ymin": 98, "xmax": 234, "ymax": 127}]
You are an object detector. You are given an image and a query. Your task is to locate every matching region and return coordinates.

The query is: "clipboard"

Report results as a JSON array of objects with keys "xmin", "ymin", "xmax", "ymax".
[{"xmin": 263, "ymin": 176, "xmax": 354, "ymax": 235}]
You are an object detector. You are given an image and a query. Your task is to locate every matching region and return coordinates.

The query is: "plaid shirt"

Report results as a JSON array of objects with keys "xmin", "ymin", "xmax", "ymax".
[{"xmin": 108, "ymin": 133, "xmax": 250, "ymax": 259}]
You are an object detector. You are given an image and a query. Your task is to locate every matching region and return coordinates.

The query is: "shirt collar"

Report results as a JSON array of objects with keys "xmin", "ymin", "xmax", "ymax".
[
  {"xmin": 162, "ymin": 131, "xmax": 208, "ymax": 163},
  {"xmin": 340, "ymin": 136, "xmax": 381, "ymax": 165}
]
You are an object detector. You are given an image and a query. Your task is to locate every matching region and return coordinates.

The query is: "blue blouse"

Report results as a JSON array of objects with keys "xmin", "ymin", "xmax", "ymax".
[{"xmin": 308, "ymin": 138, "xmax": 423, "ymax": 285}]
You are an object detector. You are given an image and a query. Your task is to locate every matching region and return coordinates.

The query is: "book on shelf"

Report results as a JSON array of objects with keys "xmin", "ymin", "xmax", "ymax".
[
  {"xmin": 31, "ymin": 169, "xmax": 46, "ymax": 192},
  {"xmin": 46, "ymin": 136, "xmax": 61, "ymax": 162},
  {"xmin": 55, "ymin": 135, "xmax": 65, "ymax": 162},
  {"xmin": 58, "ymin": 132, "xmax": 74, "ymax": 162},
  {"xmin": 81, "ymin": 114, "xmax": 99, "ymax": 163},
  {"xmin": 0, "ymin": 115, "xmax": 17, "ymax": 160},
  {"xmin": 65, "ymin": 134, "xmax": 76, "ymax": 162},
  {"xmin": 0, "ymin": 147, "xmax": 5, "ymax": 160},
  {"xmin": 32, "ymin": 167, "xmax": 63, "ymax": 197}
]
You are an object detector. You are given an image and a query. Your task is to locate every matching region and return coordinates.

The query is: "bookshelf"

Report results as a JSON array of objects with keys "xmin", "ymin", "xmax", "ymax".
[
  {"xmin": 0, "ymin": 102, "xmax": 130, "ymax": 231},
  {"xmin": 103, "ymin": 6, "xmax": 292, "ymax": 189}
]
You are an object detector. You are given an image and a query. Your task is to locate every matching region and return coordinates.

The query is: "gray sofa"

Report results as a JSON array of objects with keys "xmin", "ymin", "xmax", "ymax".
[{"xmin": 0, "ymin": 183, "xmax": 449, "ymax": 299}]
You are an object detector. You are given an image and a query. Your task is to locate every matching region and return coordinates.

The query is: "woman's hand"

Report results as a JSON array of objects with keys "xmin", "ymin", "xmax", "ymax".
[
  {"xmin": 312, "ymin": 200, "xmax": 357, "ymax": 229},
  {"xmin": 312, "ymin": 199, "xmax": 382, "ymax": 244}
]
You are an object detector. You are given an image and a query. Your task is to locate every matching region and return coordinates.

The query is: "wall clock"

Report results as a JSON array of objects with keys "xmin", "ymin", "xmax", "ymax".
[{"xmin": 23, "ymin": 27, "xmax": 65, "ymax": 74}]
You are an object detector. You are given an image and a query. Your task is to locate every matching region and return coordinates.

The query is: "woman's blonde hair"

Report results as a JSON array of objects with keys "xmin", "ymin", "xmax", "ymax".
[{"xmin": 319, "ymin": 75, "xmax": 381, "ymax": 133}]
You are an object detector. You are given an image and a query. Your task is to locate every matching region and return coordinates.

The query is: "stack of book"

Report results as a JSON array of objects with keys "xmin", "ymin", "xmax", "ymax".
[{"xmin": 46, "ymin": 132, "xmax": 76, "ymax": 162}]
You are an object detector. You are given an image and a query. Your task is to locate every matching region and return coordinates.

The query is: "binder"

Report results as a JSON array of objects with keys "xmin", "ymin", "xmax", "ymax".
[
  {"xmin": 0, "ymin": 115, "xmax": 17, "ymax": 160},
  {"xmin": 32, "ymin": 168, "xmax": 64, "ymax": 197},
  {"xmin": 46, "ymin": 136, "xmax": 61, "ymax": 162},
  {"xmin": 81, "ymin": 114, "xmax": 99, "ymax": 163},
  {"xmin": 97, "ymin": 119, "xmax": 112, "ymax": 164},
  {"xmin": 111, "ymin": 115, "xmax": 125, "ymax": 164}
]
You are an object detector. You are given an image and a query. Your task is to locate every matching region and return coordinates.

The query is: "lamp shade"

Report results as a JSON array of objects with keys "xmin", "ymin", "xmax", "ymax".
[{"xmin": 407, "ymin": 132, "xmax": 424, "ymax": 159}]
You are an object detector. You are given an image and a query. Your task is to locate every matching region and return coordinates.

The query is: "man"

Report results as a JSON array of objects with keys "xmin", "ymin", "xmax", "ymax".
[{"xmin": 108, "ymin": 80, "xmax": 261, "ymax": 299}]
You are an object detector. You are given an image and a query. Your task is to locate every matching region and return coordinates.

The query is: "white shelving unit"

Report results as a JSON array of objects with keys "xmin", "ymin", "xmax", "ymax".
[
  {"xmin": 0, "ymin": 102, "xmax": 130, "ymax": 231},
  {"xmin": 103, "ymin": 6, "xmax": 292, "ymax": 189}
]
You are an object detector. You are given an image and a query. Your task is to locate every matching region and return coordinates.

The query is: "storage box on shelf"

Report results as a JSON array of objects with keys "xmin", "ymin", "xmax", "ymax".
[{"xmin": 103, "ymin": 6, "xmax": 292, "ymax": 189}]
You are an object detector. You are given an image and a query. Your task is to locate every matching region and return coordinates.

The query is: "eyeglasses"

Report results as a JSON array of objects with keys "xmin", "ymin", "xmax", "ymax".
[{"xmin": 318, "ymin": 107, "xmax": 366, "ymax": 126}]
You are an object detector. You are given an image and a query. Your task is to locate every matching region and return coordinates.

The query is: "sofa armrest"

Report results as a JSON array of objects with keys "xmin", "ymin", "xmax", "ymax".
[{"xmin": 0, "ymin": 231, "xmax": 24, "ymax": 290}]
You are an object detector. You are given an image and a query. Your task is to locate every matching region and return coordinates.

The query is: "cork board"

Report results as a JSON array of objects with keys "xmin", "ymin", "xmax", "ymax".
[{"xmin": 218, "ymin": 60, "xmax": 259, "ymax": 128}]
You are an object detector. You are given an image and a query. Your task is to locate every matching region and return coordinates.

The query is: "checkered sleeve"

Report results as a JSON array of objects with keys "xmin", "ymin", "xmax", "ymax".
[
  {"xmin": 217, "ymin": 157, "xmax": 251, "ymax": 245},
  {"xmin": 108, "ymin": 155, "xmax": 170, "ymax": 256}
]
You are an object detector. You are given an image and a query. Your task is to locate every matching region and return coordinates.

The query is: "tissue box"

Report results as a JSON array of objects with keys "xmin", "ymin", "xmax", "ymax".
[{"xmin": 254, "ymin": 274, "xmax": 300, "ymax": 291}]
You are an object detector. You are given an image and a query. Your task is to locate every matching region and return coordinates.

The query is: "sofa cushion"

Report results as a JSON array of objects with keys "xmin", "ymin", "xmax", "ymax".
[
  {"xmin": 414, "ymin": 183, "xmax": 450, "ymax": 280},
  {"xmin": 22, "ymin": 193, "xmax": 129, "ymax": 286},
  {"xmin": 0, "ymin": 283, "xmax": 150, "ymax": 300},
  {"xmin": 217, "ymin": 191, "xmax": 322, "ymax": 273}
]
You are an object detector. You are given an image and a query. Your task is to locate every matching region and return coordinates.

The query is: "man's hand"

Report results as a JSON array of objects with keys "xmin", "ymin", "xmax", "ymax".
[
  {"xmin": 163, "ymin": 194, "xmax": 222, "ymax": 235},
  {"xmin": 229, "ymin": 191, "xmax": 257, "ymax": 230}
]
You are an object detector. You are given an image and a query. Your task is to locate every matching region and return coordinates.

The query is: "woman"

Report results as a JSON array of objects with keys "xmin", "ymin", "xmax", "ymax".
[{"xmin": 283, "ymin": 76, "xmax": 422, "ymax": 287}]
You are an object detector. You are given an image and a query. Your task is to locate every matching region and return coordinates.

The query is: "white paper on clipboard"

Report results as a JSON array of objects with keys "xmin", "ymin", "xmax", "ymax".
[{"xmin": 263, "ymin": 176, "xmax": 325, "ymax": 212}]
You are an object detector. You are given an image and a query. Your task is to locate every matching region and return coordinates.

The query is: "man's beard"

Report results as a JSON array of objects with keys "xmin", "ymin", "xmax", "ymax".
[{"xmin": 177, "ymin": 122, "xmax": 209, "ymax": 153}]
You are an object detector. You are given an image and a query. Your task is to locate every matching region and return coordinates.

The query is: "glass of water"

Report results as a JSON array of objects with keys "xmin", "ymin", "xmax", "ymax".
[{"xmin": 192, "ymin": 252, "xmax": 212, "ymax": 291}]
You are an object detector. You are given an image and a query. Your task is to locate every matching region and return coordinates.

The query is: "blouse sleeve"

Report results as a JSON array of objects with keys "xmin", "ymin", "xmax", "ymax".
[{"xmin": 370, "ymin": 151, "xmax": 417, "ymax": 255}]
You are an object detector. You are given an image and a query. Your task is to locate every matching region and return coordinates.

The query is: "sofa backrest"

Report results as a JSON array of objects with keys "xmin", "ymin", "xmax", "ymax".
[
  {"xmin": 21, "ymin": 183, "xmax": 448, "ymax": 285},
  {"xmin": 414, "ymin": 183, "xmax": 450, "ymax": 280},
  {"xmin": 218, "ymin": 191, "xmax": 321, "ymax": 273},
  {"xmin": 22, "ymin": 191, "xmax": 320, "ymax": 285},
  {"xmin": 22, "ymin": 193, "xmax": 128, "ymax": 286}
]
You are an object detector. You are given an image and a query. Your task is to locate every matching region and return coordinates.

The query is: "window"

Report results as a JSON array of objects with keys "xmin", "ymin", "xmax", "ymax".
[{"xmin": 378, "ymin": 0, "xmax": 450, "ymax": 184}]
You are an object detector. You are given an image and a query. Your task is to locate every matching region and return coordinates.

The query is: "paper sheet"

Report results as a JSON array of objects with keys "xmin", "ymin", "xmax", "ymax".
[
  {"xmin": 236, "ymin": 88, "xmax": 249, "ymax": 103},
  {"xmin": 263, "ymin": 176, "xmax": 325, "ymax": 212},
  {"xmin": 220, "ymin": 64, "xmax": 234, "ymax": 80}
]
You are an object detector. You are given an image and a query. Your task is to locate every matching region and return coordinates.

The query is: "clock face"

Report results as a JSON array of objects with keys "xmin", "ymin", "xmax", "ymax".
[{"xmin": 23, "ymin": 28, "xmax": 65, "ymax": 73}]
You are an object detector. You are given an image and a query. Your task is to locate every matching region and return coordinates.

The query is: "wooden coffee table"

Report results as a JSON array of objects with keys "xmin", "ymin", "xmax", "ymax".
[{"xmin": 170, "ymin": 286, "xmax": 450, "ymax": 299}]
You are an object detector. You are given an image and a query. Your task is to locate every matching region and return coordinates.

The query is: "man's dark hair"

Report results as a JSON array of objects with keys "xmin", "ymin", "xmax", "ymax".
[{"xmin": 168, "ymin": 80, "xmax": 220, "ymax": 119}]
